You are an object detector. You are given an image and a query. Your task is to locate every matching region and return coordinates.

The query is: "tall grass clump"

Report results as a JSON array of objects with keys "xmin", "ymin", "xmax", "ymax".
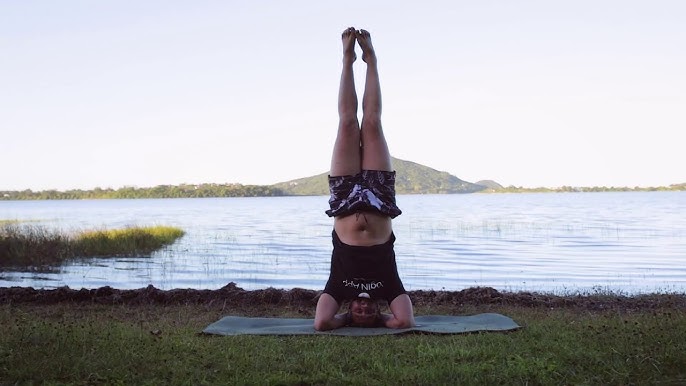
[
  {"xmin": 0, "ymin": 224, "xmax": 72, "ymax": 267},
  {"xmin": 0, "ymin": 224, "xmax": 185, "ymax": 268},
  {"xmin": 73, "ymin": 226, "xmax": 185, "ymax": 257}
]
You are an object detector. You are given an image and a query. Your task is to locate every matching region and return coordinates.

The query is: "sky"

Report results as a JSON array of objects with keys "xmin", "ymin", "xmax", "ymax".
[{"xmin": 1, "ymin": 1, "xmax": 684, "ymax": 191}]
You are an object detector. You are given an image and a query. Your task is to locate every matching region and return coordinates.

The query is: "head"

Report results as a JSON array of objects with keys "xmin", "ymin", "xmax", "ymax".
[{"xmin": 347, "ymin": 296, "xmax": 381, "ymax": 327}]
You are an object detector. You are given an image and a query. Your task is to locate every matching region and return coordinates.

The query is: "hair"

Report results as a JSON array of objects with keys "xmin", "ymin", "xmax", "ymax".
[{"xmin": 346, "ymin": 298, "xmax": 383, "ymax": 327}]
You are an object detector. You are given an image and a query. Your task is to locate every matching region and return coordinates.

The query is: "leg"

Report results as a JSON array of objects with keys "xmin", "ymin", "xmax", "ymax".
[
  {"xmin": 330, "ymin": 27, "xmax": 361, "ymax": 177},
  {"xmin": 357, "ymin": 29, "xmax": 392, "ymax": 172}
]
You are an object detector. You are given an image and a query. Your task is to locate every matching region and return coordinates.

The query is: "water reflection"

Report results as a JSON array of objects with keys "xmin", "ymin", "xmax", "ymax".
[{"xmin": 1, "ymin": 192, "xmax": 685, "ymax": 294}]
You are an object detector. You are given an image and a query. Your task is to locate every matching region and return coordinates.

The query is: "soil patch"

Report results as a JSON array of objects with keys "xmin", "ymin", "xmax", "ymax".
[{"xmin": 2, "ymin": 284, "xmax": 685, "ymax": 313}]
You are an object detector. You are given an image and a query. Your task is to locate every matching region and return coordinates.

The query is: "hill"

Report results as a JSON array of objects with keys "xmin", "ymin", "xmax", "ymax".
[
  {"xmin": 475, "ymin": 180, "xmax": 504, "ymax": 191},
  {"xmin": 271, "ymin": 157, "xmax": 486, "ymax": 196}
]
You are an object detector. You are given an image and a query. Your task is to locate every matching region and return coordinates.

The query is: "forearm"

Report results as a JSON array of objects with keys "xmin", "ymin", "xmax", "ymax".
[
  {"xmin": 317, "ymin": 312, "xmax": 350, "ymax": 331},
  {"xmin": 381, "ymin": 313, "xmax": 415, "ymax": 329}
]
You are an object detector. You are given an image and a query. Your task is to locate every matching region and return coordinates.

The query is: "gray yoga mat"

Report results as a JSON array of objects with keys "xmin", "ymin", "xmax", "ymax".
[{"xmin": 202, "ymin": 313, "xmax": 521, "ymax": 336}]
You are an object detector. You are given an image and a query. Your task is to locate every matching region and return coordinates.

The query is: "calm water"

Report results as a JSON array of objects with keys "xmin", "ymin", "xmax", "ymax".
[{"xmin": 1, "ymin": 192, "xmax": 685, "ymax": 294}]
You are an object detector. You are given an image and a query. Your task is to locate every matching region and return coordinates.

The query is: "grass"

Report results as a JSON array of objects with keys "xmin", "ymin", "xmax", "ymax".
[
  {"xmin": 1, "ymin": 302, "xmax": 685, "ymax": 385},
  {"xmin": 74, "ymin": 226, "xmax": 185, "ymax": 257},
  {"xmin": 0, "ymin": 224, "xmax": 185, "ymax": 268}
]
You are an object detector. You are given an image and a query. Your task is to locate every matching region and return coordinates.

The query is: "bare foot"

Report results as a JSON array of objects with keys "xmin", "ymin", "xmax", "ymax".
[
  {"xmin": 342, "ymin": 27, "xmax": 356, "ymax": 64},
  {"xmin": 355, "ymin": 29, "xmax": 376, "ymax": 64}
]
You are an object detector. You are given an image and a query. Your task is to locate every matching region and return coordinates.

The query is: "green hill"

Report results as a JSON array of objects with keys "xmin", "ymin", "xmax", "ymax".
[
  {"xmin": 271, "ymin": 157, "xmax": 486, "ymax": 196},
  {"xmin": 474, "ymin": 180, "xmax": 504, "ymax": 191}
]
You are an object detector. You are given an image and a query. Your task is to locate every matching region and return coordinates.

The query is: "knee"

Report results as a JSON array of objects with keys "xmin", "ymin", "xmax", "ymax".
[
  {"xmin": 361, "ymin": 115, "xmax": 381, "ymax": 130},
  {"xmin": 339, "ymin": 115, "xmax": 359, "ymax": 130},
  {"xmin": 360, "ymin": 117, "xmax": 383, "ymax": 140}
]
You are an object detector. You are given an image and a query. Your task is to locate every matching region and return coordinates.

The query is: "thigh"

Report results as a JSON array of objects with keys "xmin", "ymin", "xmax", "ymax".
[
  {"xmin": 360, "ymin": 119, "xmax": 392, "ymax": 171},
  {"xmin": 330, "ymin": 119, "xmax": 361, "ymax": 176}
]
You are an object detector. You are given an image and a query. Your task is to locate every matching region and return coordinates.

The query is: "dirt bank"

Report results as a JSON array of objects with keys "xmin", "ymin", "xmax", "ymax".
[{"xmin": 2, "ymin": 284, "xmax": 685, "ymax": 313}]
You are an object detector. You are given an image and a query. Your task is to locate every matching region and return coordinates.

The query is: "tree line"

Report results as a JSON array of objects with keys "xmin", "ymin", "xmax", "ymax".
[
  {"xmin": 1, "ymin": 183, "xmax": 286, "ymax": 200},
  {"xmin": 2, "ymin": 182, "xmax": 684, "ymax": 201},
  {"xmin": 488, "ymin": 184, "xmax": 686, "ymax": 193}
]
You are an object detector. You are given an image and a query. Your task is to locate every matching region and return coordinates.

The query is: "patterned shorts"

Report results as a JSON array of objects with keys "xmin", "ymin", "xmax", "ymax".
[{"xmin": 325, "ymin": 170, "xmax": 402, "ymax": 219}]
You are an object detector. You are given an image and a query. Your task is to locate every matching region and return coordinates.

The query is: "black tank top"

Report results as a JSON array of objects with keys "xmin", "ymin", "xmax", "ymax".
[{"xmin": 323, "ymin": 230, "xmax": 407, "ymax": 304}]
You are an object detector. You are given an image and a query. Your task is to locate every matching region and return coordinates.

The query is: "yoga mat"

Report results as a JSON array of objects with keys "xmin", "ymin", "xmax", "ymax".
[{"xmin": 202, "ymin": 314, "xmax": 520, "ymax": 336}]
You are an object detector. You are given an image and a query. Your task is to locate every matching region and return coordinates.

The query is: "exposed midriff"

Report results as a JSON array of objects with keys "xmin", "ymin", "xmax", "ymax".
[{"xmin": 334, "ymin": 211, "xmax": 392, "ymax": 246}]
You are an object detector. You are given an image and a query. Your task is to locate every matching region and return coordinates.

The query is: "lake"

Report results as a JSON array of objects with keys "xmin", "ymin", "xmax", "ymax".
[{"xmin": 1, "ymin": 192, "xmax": 685, "ymax": 294}]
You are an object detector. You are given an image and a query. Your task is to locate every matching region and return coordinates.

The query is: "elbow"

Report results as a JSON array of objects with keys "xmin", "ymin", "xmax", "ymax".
[
  {"xmin": 314, "ymin": 320, "xmax": 332, "ymax": 332},
  {"xmin": 397, "ymin": 319, "xmax": 415, "ymax": 329},
  {"xmin": 387, "ymin": 316, "xmax": 416, "ymax": 329}
]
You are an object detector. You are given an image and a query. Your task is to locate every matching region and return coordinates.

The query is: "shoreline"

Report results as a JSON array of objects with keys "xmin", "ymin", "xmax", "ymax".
[{"xmin": 3, "ymin": 283, "xmax": 685, "ymax": 312}]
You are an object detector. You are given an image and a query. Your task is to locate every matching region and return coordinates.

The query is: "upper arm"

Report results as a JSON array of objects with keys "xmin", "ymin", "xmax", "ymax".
[
  {"xmin": 386, "ymin": 294, "xmax": 415, "ymax": 329},
  {"xmin": 314, "ymin": 293, "xmax": 343, "ymax": 331}
]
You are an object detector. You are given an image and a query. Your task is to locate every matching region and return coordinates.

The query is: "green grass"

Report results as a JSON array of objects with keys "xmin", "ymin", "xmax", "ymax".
[
  {"xmin": 73, "ymin": 226, "xmax": 185, "ymax": 257},
  {"xmin": 1, "ymin": 303, "xmax": 684, "ymax": 385},
  {"xmin": 0, "ymin": 224, "xmax": 185, "ymax": 268}
]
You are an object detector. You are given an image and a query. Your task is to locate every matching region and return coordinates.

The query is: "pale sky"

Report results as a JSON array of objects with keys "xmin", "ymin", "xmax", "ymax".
[{"xmin": 1, "ymin": 1, "xmax": 684, "ymax": 191}]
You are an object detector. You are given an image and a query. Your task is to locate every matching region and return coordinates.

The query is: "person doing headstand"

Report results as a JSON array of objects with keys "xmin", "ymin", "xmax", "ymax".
[{"xmin": 313, "ymin": 28, "xmax": 416, "ymax": 331}]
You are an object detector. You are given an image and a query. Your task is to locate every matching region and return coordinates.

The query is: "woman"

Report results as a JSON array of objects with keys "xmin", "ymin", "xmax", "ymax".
[{"xmin": 313, "ymin": 28, "xmax": 415, "ymax": 331}]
